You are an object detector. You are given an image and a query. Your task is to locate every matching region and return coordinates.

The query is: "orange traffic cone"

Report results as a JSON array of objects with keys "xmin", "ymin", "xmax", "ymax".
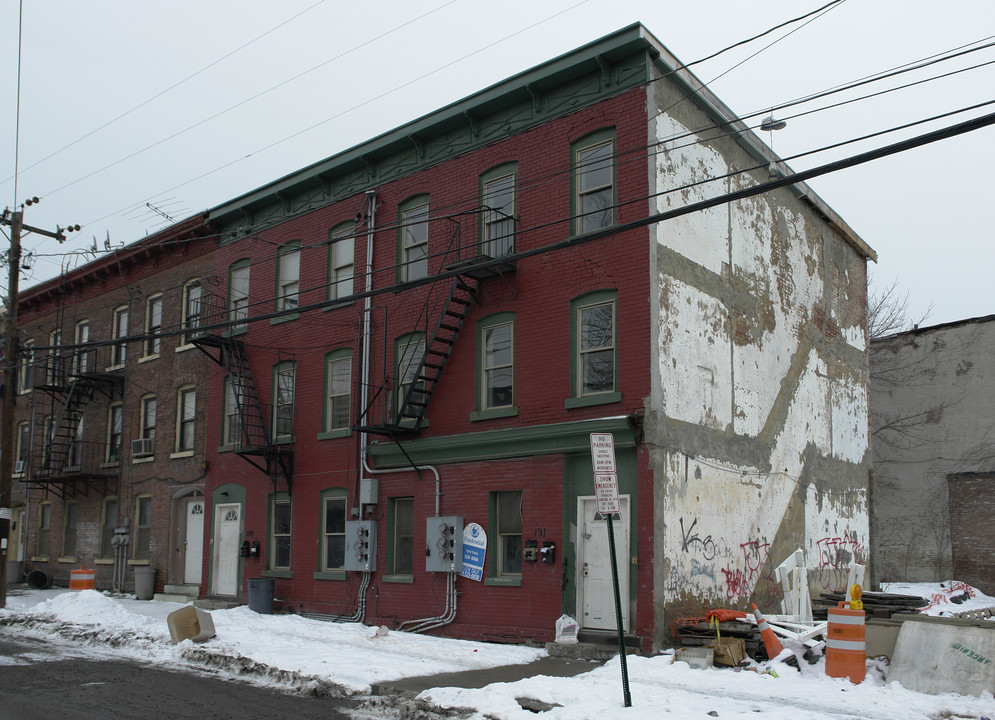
[{"xmin": 751, "ymin": 603, "xmax": 784, "ymax": 660}]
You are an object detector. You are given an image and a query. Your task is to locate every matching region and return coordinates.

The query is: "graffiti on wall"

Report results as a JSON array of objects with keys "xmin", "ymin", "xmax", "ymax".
[
  {"xmin": 815, "ymin": 535, "xmax": 867, "ymax": 593},
  {"xmin": 679, "ymin": 517, "xmax": 716, "ymax": 560},
  {"xmin": 720, "ymin": 539, "xmax": 781, "ymax": 608}
]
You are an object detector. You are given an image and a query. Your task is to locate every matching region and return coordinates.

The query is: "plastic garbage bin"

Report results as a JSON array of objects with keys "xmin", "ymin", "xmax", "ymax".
[
  {"xmin": 134, "ymin": 566, "xmax": 156, "ymax": 600},
  {"xmin": 247, "ymin": 577, "xmax": 274, "ymax": 614},
  {"xmin": 25, "ymin": 569, "xmax": 52, "ymax": 589}
]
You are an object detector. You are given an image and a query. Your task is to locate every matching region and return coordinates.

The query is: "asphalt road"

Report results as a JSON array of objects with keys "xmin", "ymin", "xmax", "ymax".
[{"xmin": 0, "ymin": 633, "xmax": 359, "ymax": 720}]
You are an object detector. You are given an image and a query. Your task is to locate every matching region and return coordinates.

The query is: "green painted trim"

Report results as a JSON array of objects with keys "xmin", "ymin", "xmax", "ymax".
[
  {"xmin": 270, "ymin": 314, "xmax": 299, "ymax": 325},
  {"xmin": 322, "ymin": 349, "xmax": 353, "ymax": 434},
  {"xmin": 210, "ymin": 26, "xmax": 652, "ymax": 231},
  {"xmin": 569, "ymin": 128, "xmax": 616, "ymax": 236},
  {"xmin": 367, "ymin": 415, "xmax": 635, "ymax": 468},
  {"xmin": 470, "ymin": 406, "xmax": 519, "ymax": 422},
  {"xmin": 317, "ymin": 487, "xmax": 349, "ymax": 574},
  {"xmin": 271, "ymin": 360, "xmax": 296, "ymax": 443},
  {"xmin": 478, "ymin": 163, "xmax": 518, "ymax": 256},
  {"xmin": 207, "ymin": 483, "xmax": 246, "ymax": 598},
  {"xmin": 322, "ymin": 301, "xmax": 355, "ymax": 312},
  {"xmin": 474, "ymin": 311, "xmax": 515, "ymax": 415},
  {"xmin": 313, "ymin": 570, "xmax": 347, "ymax": 581},
  {"xmin": 568, "ymin": 289, "xmax": 619, "ymax": 401},
  {"xmin": 382, "ymin": 575, "xmax": 414, "ymax": 584},
  {"xmin": 565, "ymin": 391, "xmax": 622, "ymax": 409},
  {"xmin": 267, "ymin": 491, "xmax": 292, "ymax": 573},
  {"xmin": 485, "ymin": 576, "xmax": 522, "ymax": 587}
]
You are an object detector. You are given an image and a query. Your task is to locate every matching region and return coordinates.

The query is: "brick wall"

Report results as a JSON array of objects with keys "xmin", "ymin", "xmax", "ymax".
[{"xmin": 947, "ymin": 473, "xmax": 995, "ymax": 596}]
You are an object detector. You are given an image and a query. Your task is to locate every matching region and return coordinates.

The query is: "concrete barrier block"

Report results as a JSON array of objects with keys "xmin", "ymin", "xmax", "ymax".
[{"xmin": 889, "ymin": 621, "xmax": 995, "ymax": 696}]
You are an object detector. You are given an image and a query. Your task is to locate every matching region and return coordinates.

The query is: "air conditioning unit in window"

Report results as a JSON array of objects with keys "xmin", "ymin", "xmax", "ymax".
[
  {"xmin": 14, "ymin": 460, "xmax": 24, "ymax": 474},
  {"xmin": 131, "ymin": 438, "xmax": 154, "ymax": 458}
]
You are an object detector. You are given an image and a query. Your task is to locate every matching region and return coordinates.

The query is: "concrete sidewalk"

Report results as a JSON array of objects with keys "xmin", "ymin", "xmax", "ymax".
[{"xmin": 371, "ymin": 655, "xmax": 605, "ymax": 697}]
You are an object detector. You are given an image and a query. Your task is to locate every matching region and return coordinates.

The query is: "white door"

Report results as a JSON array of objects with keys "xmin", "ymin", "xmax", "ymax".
[
  {"xmin": 184, "ymin": 498, "xmax": 205, "ymax": 585},
  {"xmin": 9, "ymin": 506, "xmax": 25, "ymax": 562},
  {"xmin": 577, "ymin": 496, "xmax": 629, "ymax": 631},
  {"xmin": 212, "ymin": 503, "xmax": 241, "ymax": 596}
]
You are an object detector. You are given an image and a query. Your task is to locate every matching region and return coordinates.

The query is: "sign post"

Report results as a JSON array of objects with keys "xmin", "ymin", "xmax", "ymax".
[{"xmin": 589, "ymin": 433, "xmax": 631, "ymax": 707}]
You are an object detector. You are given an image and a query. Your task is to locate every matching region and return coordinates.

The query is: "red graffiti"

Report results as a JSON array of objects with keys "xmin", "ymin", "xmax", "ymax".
[
  {"xmin": 923, "ymin": 581, "xmax": 976, "ymax": 611},
  {"xmin": 722, "ymin": 539, "xmax": 780, "ymax": 608},
  {"xmin": 721, "ymin": 567, "xmax": 749, "ymax": 600}
]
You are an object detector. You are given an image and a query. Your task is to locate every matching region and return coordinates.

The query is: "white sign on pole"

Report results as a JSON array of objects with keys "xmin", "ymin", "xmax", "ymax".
[
  {"xmin": 595, "ymin": 473, "xmax": 621, "ymax": 514},
  {"xmin": 590, "ymin": 433, "xmax": 616, "ymax": 474}
]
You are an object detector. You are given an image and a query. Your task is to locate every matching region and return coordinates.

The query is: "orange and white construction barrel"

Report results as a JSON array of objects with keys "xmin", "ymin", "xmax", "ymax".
[
  {"xmin": 70, "ymin": 565, "xmax": 96, "ymax": 591},
  {"xmin": 825, "ymin": 602, "xmax": 865, "ymax": 683}
]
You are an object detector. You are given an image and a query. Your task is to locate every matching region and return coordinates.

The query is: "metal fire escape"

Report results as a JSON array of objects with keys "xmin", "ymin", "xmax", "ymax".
[
  {"xmin": 357, "ymin": 208, "xmax": 515, "ymax": 439},
  {"xmin": 190, "ymin": 298, "xmax": 294, "ymax": 494},
  {"xmin": 29, "ymin": 310, "xmax": 123, "ymax": 499}
]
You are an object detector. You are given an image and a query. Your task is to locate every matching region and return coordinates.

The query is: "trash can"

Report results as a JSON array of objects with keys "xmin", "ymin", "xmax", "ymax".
[
  {"xmin": 247, "ymin": 577, "xmax": 274, "ymax": 614},
  {"xmin": 25, "ymin": 569, "xmax": 52, "ymax": 589},
  {"xmin": 134, "ymin": 566, "xmax": 156, "ymax": 600}
]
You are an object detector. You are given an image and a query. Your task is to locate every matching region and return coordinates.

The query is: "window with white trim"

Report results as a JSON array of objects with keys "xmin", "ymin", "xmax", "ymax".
[
  {"xmin": 106, "ymin": 403, "xmax": 123, "ymax": 463},
  {"xmin": 328, "ymin": 224, "xmax": 355, "ymax": 301},
  {"xmin": 176, "ymin": 387, "xmax": 196, "ymax": 452},
  {"xmin": 182, "ymin": 279, "xmax": 202, "ymax": 342},
  {"xmin": 18, "ymin": 339, "xmax": 34, "ymax": 393},
  {"xmin": 223, "ymin": 378, "xmax": 242, "ymax": 448},
  {"xmin": 15, "ymin": 421, "xmax": 29, "ymax": 474},
  {"xmin": 324, "ymin": 352, "xmax": 351, "ymax": 433},
  {"xmin": 481, "ymin": 168, "xmax": 516, "ymax": 257},
  {"xmin": 73, "ymin": 320, "xmax": 89, "ymax": 374},
  {"xmin": 112, "ymin": 306, "xmax": 129, "ymax": 366},
  {"xmin": 277, "ymin": 243, "xmax": 301, "ymax": 312},
  {"xmin": 144, "ymin": 294, "xmax": 162, "ymax": 356},
  {"xmin": 573, "ymin": 131, "xmax": 615, "ymax": 234},
  {"xmin": 272, "ymin": 361, "xmax": 295, "ymax": 441},
  {"xmin": 400, "ymin": 199, "xmax": 429, "ymax": 282},
  {"xmin": 229, "ymin": 260, "xmax": 250, "ymax": 331}
]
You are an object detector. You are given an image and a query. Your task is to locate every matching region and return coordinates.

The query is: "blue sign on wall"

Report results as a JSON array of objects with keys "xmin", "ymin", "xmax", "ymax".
[{"xmin": 460, "ymin": 522, "xmax": 487, "ymax": 582}]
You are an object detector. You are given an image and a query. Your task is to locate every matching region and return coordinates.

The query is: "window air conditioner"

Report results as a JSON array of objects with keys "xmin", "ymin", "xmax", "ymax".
[{"xmin": 131, "ymin": 438, "xmax": 154, "ymax": 458}]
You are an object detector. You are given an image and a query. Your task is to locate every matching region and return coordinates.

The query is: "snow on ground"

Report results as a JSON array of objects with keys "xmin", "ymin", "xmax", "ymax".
[{"xmin": 1, "ymin": 583, "xmax": 994, "ymax": 719}]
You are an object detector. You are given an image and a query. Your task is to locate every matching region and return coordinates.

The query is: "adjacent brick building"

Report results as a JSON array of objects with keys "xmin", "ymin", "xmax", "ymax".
[
  {"xmin": 8, "ymin": 215, "xmax": 216, "ymax": 595},
  {"xmin": 195, "ymin": 24, "xmax": 874, "ymax": 649}
]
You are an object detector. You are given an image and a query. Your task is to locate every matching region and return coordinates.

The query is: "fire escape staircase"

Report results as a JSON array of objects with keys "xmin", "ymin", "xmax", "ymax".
[
  {"xmin": 359, "ymin": 276, "xmax": 479, "ymax": 438},
  {"xmin": 191, "ymin": 328, "xmax": 294, "ymax": 494},
  {"xmin": 33, "ymin": 355, "xmax": 123, "ymax": 497}
]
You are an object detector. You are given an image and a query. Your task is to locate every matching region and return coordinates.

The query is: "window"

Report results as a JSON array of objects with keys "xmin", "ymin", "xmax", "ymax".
[
  {"xmin": 112, "ymin": 305, "xmax": 129, "ymax": 366},
  {"xmin": 106, "ymin": 403, "xmax": 123, "ymax": 463},
  {"xmin": 47, "ymin": 329, "xmax": 62, "ymax": 385},
  {"xmin": 15, "ymin": 421, "xmax": 29, "ymax": 474},
  {"xmin": 140, "ymin": 394, "xmax": 157, "ymax": 442},
  {"xmin": 492, "ymin": 491, "xmax": 523, "ymax": 578},
  {"xmin": 41, "ymin": 416, "xmax": 54, "ymax": 468},
  {"xmin": 323, "ymin": 351, "xmax": 351, "ymax": 434},
  {"xmin": 73, "ymin": 320, "xmax": 89, "ymax": 374},
  {"xmin": 399, "ymin": 198, "xmax": 429, "ymax": 282},
  {"xmin": 18, "ymin": 339, "xmax": 34, "ymax": 393},
  {"xmin": 573, "ymin": 130, "xmax": 615, "ymax": 234},
  {"xmin": 482, "ymin": 317, "xmax": 514, "ymax": 411},
  {"xmin": 176, "ymin": 387, "xmax": 195, "ymax": 452},
  {"xmin": 99, "ymin": 497, "xmax": 118, "ymax": 559},
  {"xmin": 567, "ymin": 290, "xmax": 620, "ymax": 408},
  {"xmin": 229, "ymin": 260, "xmax": 250, "ymax": 332},
  {"xmin": 144, "ymin": 294, "xmax": 163, "ymax": 356},
  {"xmin": 35, "ymin": 502, "xmax": 51, "ymax": 558},
  {"xmin": 320, "ymin": 490, "xmax": 347, "ymax": 572},
  {"xmin": 62, "ymin": 501, "xmax": 79, "ymax": 559},
  {"xmin": 395, "ymin": 334, "xmax": 425, "ymax": 418},
  {"xmin": 223, "ymin": 378, "xmax": 242, "ymax": 448},
  {"xmin": 276, "ymin": 243, "xmax": 301, "ymax": 312},
  {"xmin": 69, "ymin": 413, "xmax": 84, "ymax": 467},
  {"xmin": 181, "ymin": 279, "xmax": 202, "ymax": 342},
  {"xmin": 133, "ymin": 495, "xmax": 152, "ymax": 560},
  {"xmin": 272, "ymin": 362, "xmax": 295, "ymax": 441},
  {"xmin": 327, "ymin": 224, "xmax": 355, "ymax": 301},
  {"xmin": 269, "ymin": 494, "xmax": 292, "ymax": 571},
  {"xmin": 481, "ymin": 167, "xmax": 516, "ymax": 257},
  {"xmin": 389, "ymin": 496, "xmax": 414, "ymax": 576}
]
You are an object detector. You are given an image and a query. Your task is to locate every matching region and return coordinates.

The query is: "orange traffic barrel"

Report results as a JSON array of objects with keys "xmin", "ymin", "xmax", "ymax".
[
  {"xmin": 825, "ymin": 602, "xmax": 865, "ymax": 683},
  {"xmin": 70, "ymin": 565, "xmax": 95, "ymax": 591}
]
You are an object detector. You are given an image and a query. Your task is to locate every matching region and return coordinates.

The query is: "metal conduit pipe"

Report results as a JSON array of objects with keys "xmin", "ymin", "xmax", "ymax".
[{"xmin": 397, "ymin": 571, "xmax": 458, "ymax": 634}]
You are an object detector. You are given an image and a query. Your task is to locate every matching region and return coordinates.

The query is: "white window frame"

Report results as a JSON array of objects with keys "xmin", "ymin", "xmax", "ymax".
[
  {"xmin": 175, "ymin": 386, "xmax": 196, "ymax": 453},
  {"xmin": 482, "ymin": 171, "xmax": 516, "ymax": 258},
  {"xmin": 324, "ymin": 354, "xmax": 351, "ymax": 433},
  {"xmin": 18, "ymin": 339, "xmax": 34, "ymax": 394},
  {"xmin": 73, "ymin": 320, "xmax": 89, "ymax": 375},
  {"xmin": 277, "ymin": 244, "xmax": 301, "ymax": 312},
  {"xmin": 272, "ymin": 361, "xmax": 295, "ymax": 441},
  {"xmin": 144, "ymin": 294, "xmax": 163, "ymax": 357},
  {"xmin": 229, "ymin": 261, "xmax": 250, "ymax": 331},
  {"xmin": 181, "ymin": 279, "xmax": 202, "ymax": 344},
  {"xmin": 328, "ymin": 225, "xmax": 355, "ymax": 301},
  {"xmin": 15, "ymin": 421, "xmax": 30, "ymax": 475},
  {"xmin": 106, "ymin": 403, "xmax": 123, "ymax": 463},
  {"xmin": 223, "ymin": 378, "xmax": 242, "ymax": 448},
  {"xmin": 401, "ymin": 201, "xmax": 429, "ymax": 282},
  {"xmin": 111, "ymin": 305, "xmax": 129, "ymax": 367}
]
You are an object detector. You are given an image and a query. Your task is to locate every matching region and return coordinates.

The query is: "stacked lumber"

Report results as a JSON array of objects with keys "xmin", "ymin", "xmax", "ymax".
[{"xmin": 812, "ymin": 591, "xmax": 928, "ymax": 620}]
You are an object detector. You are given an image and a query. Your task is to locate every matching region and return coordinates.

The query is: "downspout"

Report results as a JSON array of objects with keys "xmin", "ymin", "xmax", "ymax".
[{"xmin": 359, "ymin": 190, "xmax": 443, "ymax": 516}]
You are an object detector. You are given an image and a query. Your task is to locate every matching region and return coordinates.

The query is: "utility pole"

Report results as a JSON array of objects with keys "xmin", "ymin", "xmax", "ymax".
[{"xmin": 0, "ymin": 201, "xmax": 76, "ymax": 608}]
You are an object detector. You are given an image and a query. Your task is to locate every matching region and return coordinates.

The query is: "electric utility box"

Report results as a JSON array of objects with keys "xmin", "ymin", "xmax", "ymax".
[
  {"xmin": 426, "ymin": 516, "xmax": 463, "ymax": 572},
  {"xmin": 344, "ymin": 520, "xmax": 377, "ymax": 572}
]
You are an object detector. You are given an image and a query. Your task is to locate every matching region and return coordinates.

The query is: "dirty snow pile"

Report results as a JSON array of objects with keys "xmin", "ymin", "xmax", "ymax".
[{"xmin": 1, "ymin": 584, "xmax": 994, "ymax": 720}]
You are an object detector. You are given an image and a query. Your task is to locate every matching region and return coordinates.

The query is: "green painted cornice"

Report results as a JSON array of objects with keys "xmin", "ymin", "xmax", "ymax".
[
  {"xmin": 366, "ymin": 415, "xmax": 638, "ymax": 468},
  {"xmin": 210, "ymin": 24, "xmax": 654, "ymax": 235}
]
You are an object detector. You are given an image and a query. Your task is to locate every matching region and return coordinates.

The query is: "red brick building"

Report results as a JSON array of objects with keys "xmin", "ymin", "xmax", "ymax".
[
  {"xmin": 9, "ymin": 215, "xmax": 216, "ymax": 596},
  {"xmin": 196, "ymin": 25, "xmax": 874, "ymax": 650}
]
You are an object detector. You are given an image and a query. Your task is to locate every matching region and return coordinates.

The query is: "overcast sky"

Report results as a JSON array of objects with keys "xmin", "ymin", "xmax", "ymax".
[{"xmin": 2, "ymin": 0, "xmax": 992, "ymax": 328}]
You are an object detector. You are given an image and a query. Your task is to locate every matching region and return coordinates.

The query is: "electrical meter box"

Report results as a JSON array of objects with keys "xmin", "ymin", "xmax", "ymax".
[
  {"xmin": 426, "ymin": 516, "xmax": 463, "ymax": 572},
  {"xmin": 344, "ymin": 520, "xmax": 377, "ymax": 572},
  {"xmin": 359, "ymin": 478, "xmax": 379, "ymax": 506}
]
